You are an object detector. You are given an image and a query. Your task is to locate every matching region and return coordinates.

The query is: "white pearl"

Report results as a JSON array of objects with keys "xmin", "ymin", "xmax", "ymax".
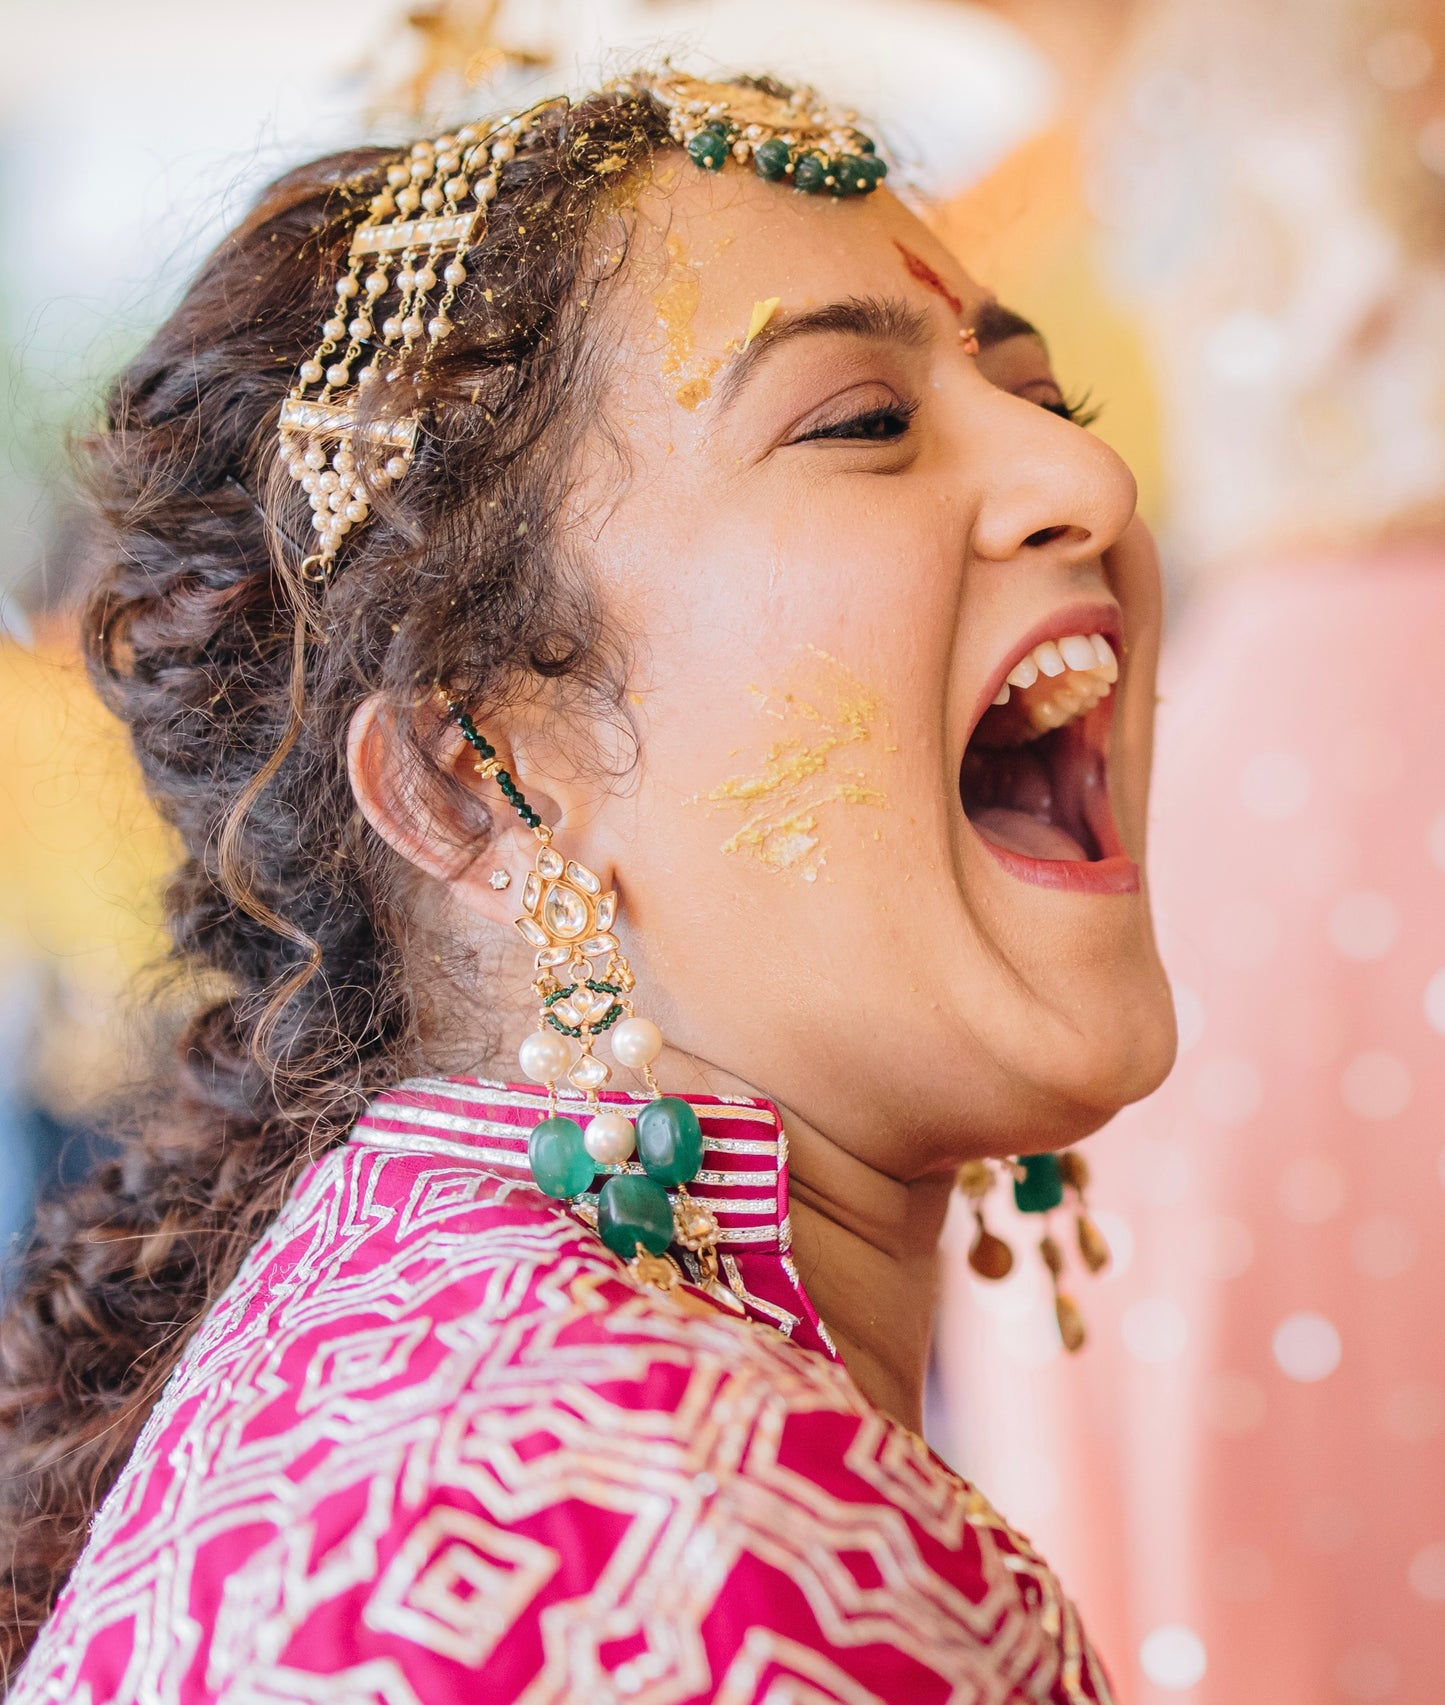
[
  {"xmin": 475, "ymin": 178, "xmax": 497, "ymax": 203},
  {"xmin": 344, "ymin": 500, "xmax": 367, "ymax": 523},
  {"xmin": 611, "ymin": 1017, "xmax": 663, "ymax": 1069},
  {"xmin": 414, "ymin": 266, "xmax": 437, "ymax": 292},
  {"xmin": 436, "ymin": 153, "xmax": 460, "ymax": 175},
  {"xmin": 381, "ymin": 317, "xmax": 401, "ymax": 340},
  {"xmin": 335, "ymin": 276, "xmax": 359, "ymax": 298},
  {"xmin": 518, "ymin": 1029, "xmax": 569, "ymax": 1084},
  {"xmin": 365, "ymin": 270, "xmax": 389, "ymax": 297},
  {"xmin": 584, "ymin": 1112, "xmax": 635, "ymax": 1166},
  {"xmin": 322, "ymin": 317, "xmax": 346, "ymax": 341},
  {"xmin": 401, "ymin": 315, "xmax": 423, "ymax": 339},
  {"xmin": 386, "ymin": 164, "xmax": 409, "ymax": 189},
  {"xmin": 348, "ymin": 316, "xmax": 372, "ymax": 340},
  {"xmin": 444, "ymin": 260, "xmax": 467, "ymax": 287},
  {"xmin": 444, "ymin": 177, "xmax": 469, "ymax": 201},
  {"xmin": 325, "ymin": 362, "xmax": 350, "ymax": 387},
  {"xmin": 384, "ymin": 455, "xmax": 409, "ymax": 480},
  {"xmin": 397, "ymin": 188, "xmax": 420, "ymax": 213},
  {"xmin": 428, "ymin": 317, "xmax": 452, "ymax": 340},
  {"xmin": 299, "ymin": 360, "xmax": 324, "ymax": 385},
  {"xmin": 421, "ymin": 187, "xmax": 444, "ymax": 212},
  {"xmin": 491, "ymin": 139, "xmax": 515, "ymax": 162}
]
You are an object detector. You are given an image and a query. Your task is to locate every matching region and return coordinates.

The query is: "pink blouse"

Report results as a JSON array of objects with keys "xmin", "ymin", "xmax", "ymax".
[{"xmin": 14, "ymin": 1079, "xmax": 1113, "ymax": 1703}]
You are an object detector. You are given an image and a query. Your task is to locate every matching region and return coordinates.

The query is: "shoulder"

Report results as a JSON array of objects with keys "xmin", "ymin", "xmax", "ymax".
[{"xmin": 16, "ymin": 1143, "xmax": 1111, "ymax": 1705}]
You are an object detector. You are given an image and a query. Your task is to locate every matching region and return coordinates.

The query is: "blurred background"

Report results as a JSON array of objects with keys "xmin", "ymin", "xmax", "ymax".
[{"xmin": 1, "ymin": 1, "xmax": 1442, "ymax": 1699}]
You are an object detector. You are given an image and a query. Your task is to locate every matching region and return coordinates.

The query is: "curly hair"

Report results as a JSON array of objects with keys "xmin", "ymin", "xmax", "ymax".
[{"xmin": 0, "ymin": 81, "xmax": 680, "ymax": 1677}]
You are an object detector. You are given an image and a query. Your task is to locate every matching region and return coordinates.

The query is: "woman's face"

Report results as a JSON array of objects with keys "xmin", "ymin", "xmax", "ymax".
[{"xmin": 478, "ymin": 162, "xmax": 1174, "ymax": 1170}]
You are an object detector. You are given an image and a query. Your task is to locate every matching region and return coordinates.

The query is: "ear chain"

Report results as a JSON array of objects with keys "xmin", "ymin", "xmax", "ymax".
[{"xmin": 442, "ymin": 692, "xmax": 740, "ymax": 1305}]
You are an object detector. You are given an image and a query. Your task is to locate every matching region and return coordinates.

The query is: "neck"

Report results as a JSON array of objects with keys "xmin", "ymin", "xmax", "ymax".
[{"xmin": 782, "ymin": 1108, "xmax": 952, "ymax": 1433}]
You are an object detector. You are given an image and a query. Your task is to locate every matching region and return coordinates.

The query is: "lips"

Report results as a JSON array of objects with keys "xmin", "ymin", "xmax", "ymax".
[{"xmin": 960, "ymin": 605, "xmax": 1139, "ymax": 894}]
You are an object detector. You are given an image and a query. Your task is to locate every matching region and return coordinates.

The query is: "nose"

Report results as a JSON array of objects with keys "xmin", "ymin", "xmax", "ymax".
[{"xmin": 968, "ymin": 392, "xmax": 1138, "ymax": 569}]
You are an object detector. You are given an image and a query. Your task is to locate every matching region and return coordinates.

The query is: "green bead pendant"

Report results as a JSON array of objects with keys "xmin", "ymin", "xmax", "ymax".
[
  {"xmin": 753, "ymin": 137, "xmax": 792, "ymax": 181},
  {"xmin": 528, "ymin": 1116, "xmax": 595, "ymax": 1200},
  {"xmin": 1013, "ymin": 1152, "xmax": 1065, "ymax": 1215},
  {"xmin": 791, "ymin": 152, "xmax": 829, "ymax": 194},
  {"xmin": 598, "ymin": 1173, "xmax": 674, "ymax": 1259},
  {"xmin": 687, "ymin": 127, "xmax": 730, "ymax": 171},
  {"xmin": 635, "ymin": 1096, "xmax": 704, "ymax": 1187}
]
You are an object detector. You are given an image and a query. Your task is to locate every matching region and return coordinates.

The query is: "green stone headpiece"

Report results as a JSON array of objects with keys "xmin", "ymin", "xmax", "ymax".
[{"xmin": 629, "ymin": 70, "xmax": 888, "ymax": 198}]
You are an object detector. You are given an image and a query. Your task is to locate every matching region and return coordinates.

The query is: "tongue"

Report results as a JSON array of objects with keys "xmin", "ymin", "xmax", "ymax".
[{"xmin": 968, "ymin": 806, "xmax": 1089, "ymax": 863}]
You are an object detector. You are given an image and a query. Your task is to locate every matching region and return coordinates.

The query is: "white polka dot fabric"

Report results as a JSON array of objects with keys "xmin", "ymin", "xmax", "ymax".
[{"xmin": 936, "ymin": 558, "xmax": 1445, "ymax": 1704}]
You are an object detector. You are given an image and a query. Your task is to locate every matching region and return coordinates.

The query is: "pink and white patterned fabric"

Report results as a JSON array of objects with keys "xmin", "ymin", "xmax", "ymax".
[{"xmin": 13, "ymin": 1078, "xmax": 1114, "ymax": 1704}]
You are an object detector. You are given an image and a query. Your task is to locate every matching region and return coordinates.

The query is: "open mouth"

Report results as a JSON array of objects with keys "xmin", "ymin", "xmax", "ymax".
[{"xmin": 960, "ymin": 618, "xmax": 1138, "ymax": 893}]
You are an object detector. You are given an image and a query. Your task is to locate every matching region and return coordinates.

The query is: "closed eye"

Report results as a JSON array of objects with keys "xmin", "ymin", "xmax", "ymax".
[{"xmin": 794, "ymin": 400, "xmax": 918, "ymax": 443}]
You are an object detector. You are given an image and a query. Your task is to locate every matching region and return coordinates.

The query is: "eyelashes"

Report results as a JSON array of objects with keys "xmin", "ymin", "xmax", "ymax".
[
  {"xmin": 794, "ymin": 388, "xmax": 1100, "ymax": 446},
  {"xmin": 795, "ymin": 399, "xmax": 919, "ymax": 443},
  {"xmin": 1043, "ymin": 390, "xmax": 1100, "ymax": 429}
]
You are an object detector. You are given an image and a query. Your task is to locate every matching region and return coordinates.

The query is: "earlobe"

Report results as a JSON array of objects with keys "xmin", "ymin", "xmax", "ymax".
[{"xmin": 345, "ymin": 693, "xmax": 540, "ymax": 925}]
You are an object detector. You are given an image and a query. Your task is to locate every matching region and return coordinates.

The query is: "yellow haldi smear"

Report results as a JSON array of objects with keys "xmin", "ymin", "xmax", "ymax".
[{"xmin": 694, "ymin": 650, "xmax": 887, "ymax": 880}]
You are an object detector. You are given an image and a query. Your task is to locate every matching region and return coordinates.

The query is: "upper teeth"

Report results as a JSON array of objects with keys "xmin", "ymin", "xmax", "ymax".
[{"xmin": 990, "ymin": 632, "xmax": 1118, "ymax": 733}]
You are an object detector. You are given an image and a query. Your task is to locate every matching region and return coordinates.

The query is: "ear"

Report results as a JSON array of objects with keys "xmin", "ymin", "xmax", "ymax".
[{"xmin": 347, "ymin": 693, "xmax": 550, "ymax": 928}]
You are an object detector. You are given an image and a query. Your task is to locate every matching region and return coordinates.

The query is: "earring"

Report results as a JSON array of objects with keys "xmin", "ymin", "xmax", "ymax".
[
  {"xmin": 958, "ymin": 325, "xmax": 980, "ymax": 357},
  {"xmin": 442, "ymin": 692, "xmax": 735, "ymax": 1303},
  {"xmin": 955, "ymin": 1150, "xmax": 1110, "ymax": 1353},
  {"xmin": 488, "ymin": 869, "xmax": 512, "ymax": 890}
]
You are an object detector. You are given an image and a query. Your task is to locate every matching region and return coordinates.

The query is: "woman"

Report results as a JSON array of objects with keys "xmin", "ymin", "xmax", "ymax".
[{"xmin": 0, "ymin": 71, "xmax": 1174, "ymax": 1701}]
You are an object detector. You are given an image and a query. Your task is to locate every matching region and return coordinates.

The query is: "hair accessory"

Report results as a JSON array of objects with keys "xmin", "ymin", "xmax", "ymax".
[
  {"xmin": 442, "ymin": 691, "xmax": 743, "ymax": 1308},
  {"xmin": 277, "ymin": 106, "xmax": 543, "ymax": 580},
  {"xmin": 955, "ymin": 1150, "xmax": 1111, "ymax": 1353},
  {"xmin": 627, "ymin": 70, "xmax": 887, "ymax": 197}
]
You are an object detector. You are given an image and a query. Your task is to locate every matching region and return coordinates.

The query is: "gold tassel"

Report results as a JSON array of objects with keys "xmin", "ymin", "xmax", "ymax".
[{"xmin": 1039, "ymin": 1233, "xmax": 1087, "ymax": 1354}]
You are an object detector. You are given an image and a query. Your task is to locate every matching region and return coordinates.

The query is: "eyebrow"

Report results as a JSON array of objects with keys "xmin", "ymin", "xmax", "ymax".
[{"xmin": 713, "ymin": 293, "xmax": 1045, "ymax": 412}]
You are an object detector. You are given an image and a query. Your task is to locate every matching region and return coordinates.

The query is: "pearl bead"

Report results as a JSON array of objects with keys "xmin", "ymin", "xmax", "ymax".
[
  {"xmin": 326, "ymin": 362, "xmax": 350, "ymax": 387},
  {"xmin": 299, "ymin": 360, "xmax": 324, "ymax": 385},
  {"xmin": 381, "ymin": 317, "xmax": 401, "ymax": 340},
  {"xmin": 303, "ymin": 445, "xmax": 326, "ymax": 470},
  {"xmin": 344, "ymin": 500, "xmax": 367, "ymax": 523},
  {"xmin": 384, "ymin": 456, "xmax": 408, "ymax": 480},
  {"xmin": 611, "ymin": 1017, "xmax": 663, "ymax": 1069},
  {"xmin": 322, "ymin": 317, "xmax": 346, "ymax": 341},
  {"xmin": 397, "ymin": 187, "xmax": 420, "ymax": 213},
  {"xmin": 428, "ymin": 316, "xmax": 452, "ymax": 340},
  {"xmin": 584, "ymin": 1112, "xmax": 636, "ymax": 1166},
  {"xmin": 357, "ymin": 364, "xmax": 379, "ymax": 386},
  {"xmin": 348, "ymin": 316, "xmax": 372, "ymax": 340},
  {"xmin": 311, "ymin": 513, "xmax": 327, "ymax": 532},
  {"xmin": 444, "ymin": 177, "xmax": 469, "ymax": 201},
  {"xmin": 318, "ymin": 470, "xmax": 339, "ymax": 492},
  {"xmin": 401, "ymin": 315, "xmax": 423, "ymax": 339},
  {"xmin": 414, "ymin": 266, "xmax": 437, "ymax": 292},
  {"xmin": 336, "ymin": 275, "xmax": 359, "ymax": 298},
  {"xmin": 519, "ymin": 1029, "xmax": 570, "ymax": 1084},
  {"xmin": 365, "ymin": 270, "xmax": 389, "ymax": 296},
  {"xmin": 421, "ymin": 187, "xmax": 444, "ymax": 212},
  {"xmin": 395, "ymin": 268, "xmax": 416, "ymax": 293},
  {"xmin": 444, "ymin": 260, "xmax": 467, "ymax": 287},
  {"xmin": 457, "ymin": 125, "xmax": 479, "ymax": 145},
  {"xmin": 475, "ymin": 178, "xmax": 497, "ymax": 203},
  {"xmin": 492, "ymin": 139, "xmax": 515, "ymax": 162}
]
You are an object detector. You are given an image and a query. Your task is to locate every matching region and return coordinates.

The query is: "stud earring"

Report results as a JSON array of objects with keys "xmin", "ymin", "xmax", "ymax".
[
  {"xmin": 441, "ymin": 691, "xmax": 739, "ymax": 1306},
  {"xmin": 488, "ymin": 869, "xmax": 512, "ymax": 891},
  {"xmin": 955, "ymin": 1150, "xmax": 1110, "ymax": 1353},
  {"xmin": 958, "ymin": 325, "xmax": 980, "ymax": 357}
]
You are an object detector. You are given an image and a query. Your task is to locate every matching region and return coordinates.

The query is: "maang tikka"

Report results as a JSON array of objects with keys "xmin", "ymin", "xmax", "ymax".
[{"xmin": 443, "ymin": 694, "xmax": 735, "ymax": 1301}]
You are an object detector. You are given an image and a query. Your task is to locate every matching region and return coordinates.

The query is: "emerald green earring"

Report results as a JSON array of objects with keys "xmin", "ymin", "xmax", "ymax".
[{"xmin": 442, "ymin": 691, "xmax": 734, "ymax": 1302}]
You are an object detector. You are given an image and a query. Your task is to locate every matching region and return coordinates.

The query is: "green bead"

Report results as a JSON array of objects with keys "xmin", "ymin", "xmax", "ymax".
[
  {"xmin": 635, "ymin": 1096, "xmax": 704, "ymax": 1187},
  {"xmin": 1013, "ymin": 1152, "xmax": 1065, "ymax": 1215},
  {"xmin": 753, "ymin": 137, "xmax": 792, "ymax": 181},
  {"xmin": 791, "ymin": 152, "xmax": 829, "ymax": 194},
  {"xmin": 598, "ymin": 1173, "xmax": 674, "ymax": 1259},
  {"xmin": 833, "ymin": 155, "xmax": 871, "ymax": 196},
  {"xmin": 528, "ymin": 1116, "xmax": 595, "ymax": 1200},
  {"xmin": 687, "ymin": 128, "xmax": 729, "ymax": 172}
]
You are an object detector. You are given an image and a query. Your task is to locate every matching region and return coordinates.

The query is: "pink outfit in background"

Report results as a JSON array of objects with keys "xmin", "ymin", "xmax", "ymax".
[
  {"xmin": 17, "ymin": 1079, "xmax": 1114, "ymax": 1703},
  {"xmin": 938, "ymin": 555, "xmax": 1445, "ymax": 1704}
]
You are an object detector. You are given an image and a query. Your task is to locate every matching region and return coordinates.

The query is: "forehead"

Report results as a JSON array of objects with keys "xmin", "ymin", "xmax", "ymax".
[{"xmin": 614, "ymin": 158, "xmax": 984, "ymax": 348}]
